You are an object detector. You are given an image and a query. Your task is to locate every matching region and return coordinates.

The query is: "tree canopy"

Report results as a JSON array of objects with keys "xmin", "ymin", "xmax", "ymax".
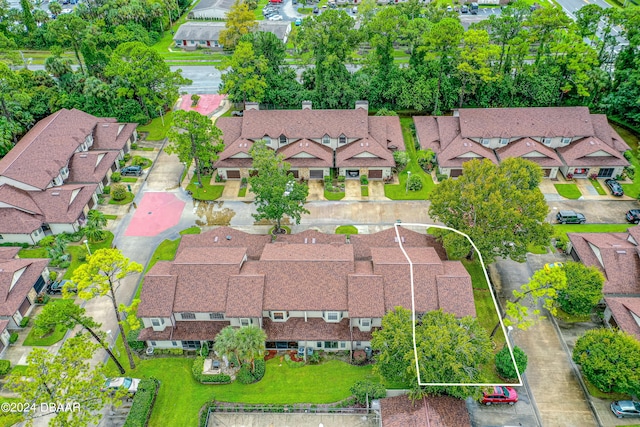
[
  {"xmin": 213, "ymin": 325, "xmax": 267, "ymax": 372},
  {"xmin": 371, "ymin": 308, "xmax": 493, "ymax": 400},
  {"xmin": 429, "ymin": 158, "xmax": 552, "ymax": 264},
  {"xmin": 557, "ymin": 262, "xmax": 604, "ymax": 316},
  {"xmin": 248, "ymin": 140, "xmax": 309, "ymax": 233}
]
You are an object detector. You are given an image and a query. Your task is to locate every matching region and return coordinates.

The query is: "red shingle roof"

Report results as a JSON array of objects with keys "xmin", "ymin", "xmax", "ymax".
[
  {"xmin": 225, "ymin": 275, "xmax": 265, "ymax": 318},
  {"xmin": 0, "ymin": 257, "xmax": 49, "ymax": 317},
  {"xmin": 556, "ymin": 136, "xmax": 629, "ymax": 167},
  {"xmin": 380, "ymin": 395, "xmax": 471, "ymax": 427},
  {"xmin": 263, "ymin": 317, "xmax": 374, "ymax": 342},
  {"xmin": 604, "ymin": 297, "xmax": 640, "ymax": 341},
  {"xmin": 67, "ymin": 151, "xmax": 119, "ymax": 183},
  {"xmin": 495, "ymin": 138, "xmax": 563, "ymax": 167}
]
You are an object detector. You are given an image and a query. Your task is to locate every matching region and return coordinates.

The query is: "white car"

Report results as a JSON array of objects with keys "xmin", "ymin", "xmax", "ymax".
[
  {"xmin": 103, "ymin": 377, "xmax": 141, "ymax": 394},
  {"xmin": 268, "ymin": 15, "xmax": 283, "ymax": 20}
]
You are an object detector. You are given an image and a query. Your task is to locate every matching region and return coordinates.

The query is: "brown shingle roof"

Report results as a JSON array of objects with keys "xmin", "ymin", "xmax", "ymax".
[
  {"xmin": 275, "ymin": 229, "xmax": 346, "ymax": 245},
  {"xmin": 0, "ymin": 247, "xmax": 20, "ymax": 259},
  {"xmin": 137, "ymin": 275, "xmax": 177, "ymax": 318},
  {"xmin": 263, "ymin": 317, "xmax": 374, "ymax": 341},
  {"xmin": 413, "ymin": 116, "xmax": 441, "ymax": 152},
  {"xmin": 336, "ymin": 137, "xmax": 395, "ymax": 167},
  {"xmin": 179, "ymin": 227, "xmax": 270, "ymax": 260},
  {"xmin": 568, "ymin": 232, "xmax": 640, "ymax": 294},
  {"xmin": 604, "ymin": 297, "xmax": 640, "ymax": 341},
  {"xmin": 556, "ymin": 136, "xmax": 629, "ymax": 167},
  {"xmin": 380, "ymin": 395, "xmax": 471, "ymax": 427},
  {"xmin": 0, "ymin": 257, "xmax": 49, "ymax": 316},
  {"xmin": 92, "ymin": 122, "xmax": 135, "ymax": 151},
  {"xmin": 225, "ymin": 275, "xmax": 265, "ymax": 318},
  {"xmin": 0, "ymin": 184, "xmax": 42, "ymax": 215},
  {"xmin": 495, "ymin": 137, "xmax": 563, "ymax": 167},
  {"xmin": 172, "ymin": 264, "xmax": 238, "ymax": 313},
  {"xmin": 260, "ymin": 242, "xmax": 353, "ymax": 262},
  {"xmin": 0, "ymin": 108, "xmax": 99, "ymax": 190},
  {"xmin": 348, "ymin": 275, "xmax": 386, "ymax": 318},
  {"xmin": 458, "ymin": 107, "xmax": 594, "ymax": 139},
  {"xmin": 436, "ymin": 136, "xmax": 499, "ymax": 168},
  {"xmin": 67, "ymin": 151, "xmax": 119, "ymax": 183},
  {"xmin": 0, "ymin": 208, "xmax": 42, "ymax": 234},
  {"xmin": 30, "ymin": 183, "xmax": 97, "ymax": 224},
  {"xmin": 139, "ymin": 321, "xmax": 230, "ymax": 341},
  {"xmin": 591, "ymin": 114, "xmax": 630, "ymax": 152},
  {"xmin": 350, "ymin": 227, "xmax": 447, "ymax": 260},
  {"xmin": 277, "ymin": 139, "xmax": 334, "ymax": 168}
]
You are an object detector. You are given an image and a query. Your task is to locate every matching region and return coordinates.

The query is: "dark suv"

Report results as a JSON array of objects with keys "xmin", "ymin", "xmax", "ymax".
[
  {"xmin": 121, "ymin": 165, "xmax": 142, "ymax": 176},
  {"xmin": 556, "ymin": 210, "xmax": 586, "ymax": 224},
  {"xmin": 626, "ymin": 209, "xmax": 640, "ymax": 224}
]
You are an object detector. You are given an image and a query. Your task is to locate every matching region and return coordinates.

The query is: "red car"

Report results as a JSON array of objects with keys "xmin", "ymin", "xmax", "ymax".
[{"xmin": 481, "ymin": 386, "xmax": 518, "ymax": 405}]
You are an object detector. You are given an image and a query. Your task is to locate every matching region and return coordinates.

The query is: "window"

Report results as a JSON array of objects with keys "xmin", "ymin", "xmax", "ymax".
[
  {"xmin": 360, "ymin": 318, "xmax": 371, "ymax": 327},
  {"xmin": 240, "ymin": 318, "xmax": 251, "ymax": 327},
  {"xmin": 340, "ymin": 342, "xmax": 346, "ymax": 348},
  {"xmin": 272, "ymin": 311, "xmax": 287, "ymax": 320},
  {"xmin": 500, "ymin": 138, "xmax": 509, "ymax": 145},
  {"xmin": 209, "ymin": 312, "xmax": 224, "ymax": 320},
  {"xmin": 325, "ymin": 312, "xmax": 340, "ymax": 322},
  {"xmin": 339, "ymin": 134, "xmax": 346, "ymax": 144},
  {"xmin": 172, "ymin": 341, "xmax": 177, "ymax": 346},
  {"xmin": 150, "ymin": 341, "xmax": 157, "ymax": 347},
  {"xmin": 0, "ymin": 235, "xmax": 4, "ymax": 240},
  {"xmin": 481, "ymin": 138, "xmax": 490, "ymax": 146},
  {"xmin": 182, "ymin": 312, "xmax": 196, "ymax": 320},
  {"xmin": 151, "ymin": 319, "xmax": 160, "ymax": 327},
  {"xmin": 543, "ymin": 138, "xmax": 552, "ymax": 145},
  {"xmin": 561, "ymin": 137, "xmax": 571, "ymax": 144},
  {"xmin": 279, "ymin": 134, "xmax": 287, "ymax": 145},
  {"xmin": 322, "ymin": 134, "xmax": 330, "ymax": 144},
  {"xmin": 317, "ymin": 342, "xmax": 322, "ymax": 348},
  {"xmin": 324, "ymin": 341, "xmax": 339, "ymax": 349}
]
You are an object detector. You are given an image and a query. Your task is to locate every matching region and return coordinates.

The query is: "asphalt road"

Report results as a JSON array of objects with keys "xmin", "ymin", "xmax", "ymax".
[{"xmin": 172, "ymin": 66, "xmax": 222, "ymax": 95}]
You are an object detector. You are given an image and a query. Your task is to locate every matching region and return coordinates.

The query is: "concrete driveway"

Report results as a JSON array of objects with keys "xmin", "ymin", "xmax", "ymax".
[{"xmin": 546, "ymin": 200, "xmax": 639, "ymax": 224}]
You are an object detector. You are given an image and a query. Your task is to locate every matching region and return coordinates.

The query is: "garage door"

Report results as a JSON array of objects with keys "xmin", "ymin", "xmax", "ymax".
[
  {"xmin": 369, "ymin": 170, "xmax": 383, "ymax": 179},
  {"xmin": 310, "ymin": 170, "xmax": 323, "ymax": 179},
  {"xmin": 450, "ymin": 169, "xmax": 463, "ymax": 178},
  {"xmin": 227, "ymin": 170, "xmax": 241, "ymax": 179}
]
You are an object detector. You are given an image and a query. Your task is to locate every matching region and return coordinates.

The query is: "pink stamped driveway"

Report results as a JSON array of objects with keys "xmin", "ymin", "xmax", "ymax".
[
  {"xmin": 125, "ymin": 193, "xmax": 185, "ymax": 237},
  {"xmin": 178, "ymin": 94, "xmax": 226, "ymax": 116}
]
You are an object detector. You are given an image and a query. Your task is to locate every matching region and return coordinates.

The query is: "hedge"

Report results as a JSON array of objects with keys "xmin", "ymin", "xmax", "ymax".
[
  {"xmin": 236, "ymin": 360, "xmax": 265, "ymax": 384},
  {"xmin": 191, "ymin": 357, "xmax": 231, "ymax": 384},
  {"xmin": 9, "ymin": 333, "xmax": 18, "ymax": 344},
  {"xmin": 0, "ymin": 360, "xmax": 10, "ymax": 375},
  {"xmin": 19, "ymin": 316, "xmax": 30, "ymax": 327},
  {"xmin": 127, "ymin": 329, "xmax": 145, "ymax": 351},
  {"xmin": 123, "ymin": 378, "xmax": 159, "ymax": 427}
]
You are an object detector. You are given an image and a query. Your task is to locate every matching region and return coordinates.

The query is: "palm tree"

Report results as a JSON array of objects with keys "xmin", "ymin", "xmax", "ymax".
[
  {"xmin": 236, "ymin": 326, "xmax": 267, "ymax": 372},
  {"xmin": 213, "ymin": 326, "xmax": 239, "ymax": 365},
  {"xmin": 85, "ymin": 209, "xmax": 107, "ymax": 242}
]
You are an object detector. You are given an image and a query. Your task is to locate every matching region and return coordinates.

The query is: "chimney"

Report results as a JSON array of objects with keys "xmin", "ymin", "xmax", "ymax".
[
  {"xmin": 245, "ymin": 102, "xmax": 259, "ymax": 111},
  {"xmin": 355, "ymin": 100, "xmax": 368, "ymax": 112},
  {"xmin": 302, "ymin": 101, "xmax": 312, "ymax": 110}
]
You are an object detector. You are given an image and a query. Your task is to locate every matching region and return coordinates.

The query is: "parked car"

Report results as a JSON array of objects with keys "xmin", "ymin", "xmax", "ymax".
[
  {"xmin": 352, "ymin": 6, "xmax": 358, "ymax": 12},
  {"xmin": 231, "ymin": 110, "xmax": 243, "ymax": 117},
  {"xmin": 295, "ymin": 18, "xmax": 302, "ymax": 26},
  {"xmin": 461, "ymin": 4, "xmax": 468, "ymax": 12},
  {"xmin": 268, "ymin": 15, "xmax": 283, "ymax": 20},
  {"xmin": 481, "ymin": 386, "xmax": 518, "ymax": 405},
  {"xmin": 121, "ymin": 165, "xmax": 142, "ymax": 176},
  {"xmin": 556, "ymin": 210, "xmax": 586, "ymax": 224},
  {"xmin": 313, "ymin": 6, "xmax": 319, "ymax": 13},
  {"xmin": 626, "ymin": 209, "xmax": 640, "ymax": 224},
  {"xmin": 446, "ymin": 5, "xmax": 453, "ymax": 11},
  {"xmin": 46, "ymin": 279, "xmax": 76, "ymax": 295},
  {"xmin": 605, "ymin": 178, "xmax": 624, "ymax": 196},
  {"xmin": 544, "ymin": 262, "xmax": 564, "ymax": 272},
  {"xmin": 102, "ymin": 377, "xmax": 141, "ymax": 394},
  {"xmin": 611, "ymin": 400, "xmax": 640, "ymax": 418}
]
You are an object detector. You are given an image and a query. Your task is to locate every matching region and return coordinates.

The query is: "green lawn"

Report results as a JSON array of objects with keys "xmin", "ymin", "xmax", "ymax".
[
  {"xmin": 589, "ymin": 179, "xmax": 607, "ymax": 195},
  {"xmin": 462, "ymin": 258, "xmax": 489, "ymax": 290},
  {"xmin": 121, "ymin": 177, "xmax": 138, "ymax": 183},
  {"xmin": 23, "ymin": 299, "xmax": 73, "ymax": 346},
  {"xmin": 104, "ymin": 214, "xmax": 118, "ymax": 220},
  {"xmin": 106, "ymin": 357, "xmax": 375, "ymax": 427},
  {"xmin": 63, "ymin": 232, "xmax": 114, "ymax": 280},
  {"xmin": 527, "ymin": 243, "xmax": 549, "ymax": 254},
  {"xmin": 238, "ymin": 187, "xmax": 247, "ymax": 197},
  {"xmin": 583, "ymin": 376, "xmax": 630, "ymax": 400},
  {"xmin": 18, "ymin": 247, "xmax": 48, "ymax": 258},
  {"xmin": 0, "ymin": 397, "xmax": 23, "ymax": 427},
  {"xmin": 384, "ymin": 118, "xmax": 435, "ymax": 200},
  {"xmin": 553, "ymin": 224, "xmax": 631, "ymax": 239},
  {"xmin": 137, "ymin": 111, "xmax": 174, "ymax": 141},
  {"xmin": 179, "ymin": 226, "xmax": 201, "ymax": 236},
  {"xmin": 554, "ymin": 183, "xmax": 582, "ymax": 199},
  {"xmin": 146, "ymin": 238, "xmax": 181, "ymax": 273},
  {"xmin": 324, "ymin": 189, "xmax": 345, "ymax": 200},
  {"xmin": 335, "ymin": 225, "xmax": 358, "ymax": 235},
  {"xmin": 361, "ymin": 186, "xmax": 369, "ymax": 197},
  {"xmin": 108, "ymin": 192, "xmax": 135, "ymax": 205},
  {"xmin": 186, "ymin": 175, "xmax": 225, "ymax": 201},
  {"xmin": 621, "ymin": 150, "xmax": 640, "ymax": 199},
  {"xmin": 554, "ymin": 308, "xmax": 591, "ymax": 323}
]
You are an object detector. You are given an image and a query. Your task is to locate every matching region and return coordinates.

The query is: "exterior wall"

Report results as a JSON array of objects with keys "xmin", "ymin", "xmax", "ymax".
[
  {"xmin": 175, "ymin": 312, "xmax": 227, "ymax": 321},
  {"xmin": 49, "ymin": 223, "xmax": 79, "ymax": 235},
  {"xmin": 298, "ymin": 340, "xmax": 372, "ymax": 351},
  {"xmin": 559, "ymin": 166, "xmax": 624, "ymax": 179},
  {"xmin": 0, "ymin": 329, "xmax": 10, "ymax": 347},
  {"xmin": 142, "ymin": 317, "xmax": 173, "ymax": 331},
  {"xmin": 471, "ymin": 136, "xmax": 574, "ymax": 150},
  {"xmin": 148, "ymin": 340, "xmax": 183, "ymax": 349},
  {"xmin": 0, "ymin": 176, "xmax": 40, "ymax": 192},
  {"xmin": 0, "ymin": 231, "xmax": 39, "ymax": 245},
  {"xmin": 217, "ymin": 168, "xmax": 248, "ymax": 180},
  {"xmin": 337, "ymin": 167, "xmax": 392, "ymax": 179},
  {"xmin": 261, "ymin": 310, "xmax": 347, "ymax": 322},
  {"xmin": 175, "ymin": 40, "xmax": 222, "ymax": 51},
  {"xmin": 228, "ymin": 317, "xmax": 261, "ymax": 327}
]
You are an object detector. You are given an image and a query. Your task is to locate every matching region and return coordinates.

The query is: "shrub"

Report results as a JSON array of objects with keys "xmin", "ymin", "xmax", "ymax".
[
  {"xmin": 0, "ymin": 242, "xmax": 29, "ymax": 248},
  {"xmin": 352, "ymin": 350, "xmax": 367, "ymax": 365},
  {"xmin": 324, "ymin": 175, "xmax": 332, "ymax": 184},
  {"xmin": 436, "ymin": 173, "xmax": 448, "ymax": 182},
  {"xmin": 624, "ymin": 150, "xmax": 633, "ymax": 161},
  {"xmin": 360, "ymin": 175, "xmax": 368, "ymax": 185},
  {"xmin": 495, "ymin": 345, "xmax": 528, "ymax": 379},
  {"xmin": 393, "ymin": 151, "xmax": 409, "ymax": 170},
  {"xmin": 625, "ymin": 165, "xmax": 635, "ymax": 179},
  {"xmin": 240, "ymin": 177, "xmax": 248, "ymax": 187},
  {"xmin": 102, "ymin": 185, "xmax": 111, "ymax": 195},
  {"xmin": 9, "ymin": 333, "xmax": 18, "ymax": 344},
  {"xmin": 48, "ymin": 271, "xmax": 58, "ymax": 282},
  {"xmin": 557, "ymin": 262, "xmax": 604, "ymax": 316},
  {"xmin": 236, "ymin": 359, "xmax": 266, "ymax": 384},
  {"xmin": 19, "ymin": 316, "xmax": 29, "ymax": 328},
  {"xmin": 407, "ymin": 174, "xmax": 423, "ymax": 191},
  {"xmin": 337, "ymin": 175, "xmax": 346, "ymax": 183},
  {"xmin": 124, "ymin": 154, "xmax": 131, "ymax": 162},
  {"xmin": 111, "ymin": 184, "xmax": 127, "ymax": 201},
  {"xmin": 191, "ymin": 94, "xmax": 201, "ymax": 106},
  {"xmin": 308, "ymin": 351, "xmax": 321, "ymax": 364},
  {"xmin": 253, "ymin": 359, "xmax": 265, "ymax": 381},
  {"xmin": 200, "ymin": 342, "xmax": 209, "ymax": 357},
  {"xmin": 0, "ymin": 360, "xmax": 10, "ymax": 375},
  {"xmin": 374, "ymin": 108, "xmax": 398, "ymax": 116},
  {"xmin": 588, "ymin": 173, "xmax": 598, "ymax": 180},
  {"xmin": 153, "ymin": 348, "xmax": 183, "ymax": 355},
  {"xmin": 191, "ymin": 357, "xmax": 232, "ymax": 384},
  {"xmin": 236, "ymin": 365, "xmax": 254, "ymax": 384},
  {"xmin": 111, "ymin": 172, "xmax": 122, "ymax": 183},
  {"xmin": 127, "ymin": 329, "xmax": 145, "ymax": 351},
  {"xmin": 38, "ymin": 236, "xmax": 55, "ymax": 247},
  {"xmin": 131, "ymin": 142, "xmax": 138, "ymax": 150},
  {"xmin": 284, "ymin": 354, "xmax": 305, "ymax": 368},
  {"xmin": 123, "ymin": 378, "xmax": 159, "ymax": 427},
  {"xmin": 215, "ymin": 174, "xmax": 225, "ymax": 182},
  {"xmin": 132, "ymin": 156, "xmax": 146, "ymax": 167},
  {"xmin": 350, "ymin": 380, "xmax": 386, "ymax": 406},
  {"xmin": 119, "ymin": 160, "xmax": 126, "ymax": 168}
]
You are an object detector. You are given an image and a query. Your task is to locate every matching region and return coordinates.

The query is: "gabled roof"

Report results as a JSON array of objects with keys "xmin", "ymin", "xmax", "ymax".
[
  {"xmin": 436, "ymin": 137, "xmax": 499, "ymax": 168},
  {"xmin": 336, "ymin": 137, "xmax": 396, "ymax": 167},
  {"xmin": 30, "ymin": 183, "xmax": 98, "ymax": 224},
  {"xmin": 0, "ymin": 208, "xmax": 43, "ymax": 234},
  {"xmin": 173, "ymin": 21, "xmax": 291, "ymax": 43},
  {"xmin": 348, "ymin": 275, "xmax": 386, "ymax": 318},
  {"xmin": 67, "ymin": 151, "xmax": 119, "ymax": 184},
  {"xmin": 350, "ymin": 227, "xmax": 447, "ymax": 260},
  {"xmin": 178, "ymin": 226, "xmax": 271, "ymax": 260},
  {"xmin": 380, "ymin": 395, "xmax": 471, "ymax": 427},
  {"xmin": 458, "ymin": 107, "xmax": 594, "ymax": 139},
  {"xmin": 277, "ymin": 139, "xmax": 334, "ymax": 168},
  {"xmin": 495, "ymin": 137, "xmax": 563, "ymax": 167},
  {"xmin": 568, "ymin": 232, "xmax": 640, "ymax": 294},
  {"xmin": 0, "ymin": 257, "xmax": 48, "ymax": 317},
  {"xmin": 225, "ymin": 275, "xmax": 265, "ymax": 318},
  {"xmin": 556, "ymin": 136, "xmax": 629, "ymax": 167},
  {"xmin": 0, "ymin": 247, "xmax": 20, "ymax": 259},
  {"xmin": 137, "ymin": 273, "xmax": 177, "ymax": 318},
  {"xmin": 0, "ymin": 184, "xmax": 42, "ymax": 215},
  {"xmin": 413, "ymin": 116, "xmax": 441, "ymax": 152},
  {"xmin": 591, "ymin": 114, "xmax": 630, "ymax": 152},
  {"xmin": 92, "ymin": 122, "xmax": 136, "ymax": 151},
  {"xmin": 604, "ymin": 297, "xmax": 640, "ymax": 341},
  {"xmin": 0, "ymin": 108, "xmax": 99, "ymax": 190}
]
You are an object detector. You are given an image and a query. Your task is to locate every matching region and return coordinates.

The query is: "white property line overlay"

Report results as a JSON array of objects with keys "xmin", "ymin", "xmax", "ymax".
[{"xmin": 393, "ymin": 223, "xmax": 523, "ymax": 387}]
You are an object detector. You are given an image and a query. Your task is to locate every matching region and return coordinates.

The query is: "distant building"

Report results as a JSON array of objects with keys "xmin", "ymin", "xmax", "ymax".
[{"xmin": 173, "ymin": 21, "xmax": 292, "ymax": 51}]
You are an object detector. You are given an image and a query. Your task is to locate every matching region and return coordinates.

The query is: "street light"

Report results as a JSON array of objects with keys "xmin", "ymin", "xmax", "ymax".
[
  {"xmin": 84, "ymin": 239, "xmax": 91, "ymax": 256},
  {"xmin": 406, "ymin": 171, "xmax": 411, "ymax": 193}
]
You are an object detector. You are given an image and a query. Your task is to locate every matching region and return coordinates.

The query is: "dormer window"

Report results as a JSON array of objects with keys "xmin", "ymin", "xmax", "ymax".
[
  {"xmin": 543, "ymin": 138, "xmax": 552, "ymax": 145},
  {"xmin": 263, "ymin": 135, "xmax": 270, "ymax": 144},
  {"xmin": 339, "ymin": 134, "xmax": 346, "ymax": 144},
  {"xmin": 561, "ymin": 137, "xmax": 571, "ymax": 144},
  {"xmin": 481, "ymin": 138, "xmax": 490, "ymax": 146},
  {"xmin": 279, "ymin": 134, "xmax": 287, "ymax": 145},
  {"xmin": 500, "ymin": 138, "xmax": 509, "ymax": 145},
  {"xmin": 322, "ymin": 134, "xmax": 330, "ymax": 144}
]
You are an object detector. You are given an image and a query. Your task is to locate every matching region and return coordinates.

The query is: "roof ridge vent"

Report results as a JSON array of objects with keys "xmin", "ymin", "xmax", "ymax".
[
  {"xmin": 304, "ymin": 238, "xmax": 308, "ymax": 243},
  {"xmin": 80, "ymin": 154, "xmax": 88, "ymax": 157},
  {"xmin": 214, "ymin": 236, "xmax": 219, "ymax": 243},
  {"xmin": 616, "ymin": 250, "xmax": 627, "ymax": 254},
  {"xmin": 51, "ymin": 192, "xmax": 60, "ymax": 196},
  {"xmin": 360, "ymin": 143, "xmax": 363, "ymax": 147},
  {"xmin": 312, "ymin": 238, "xmax": 316, "ymax": 244}
]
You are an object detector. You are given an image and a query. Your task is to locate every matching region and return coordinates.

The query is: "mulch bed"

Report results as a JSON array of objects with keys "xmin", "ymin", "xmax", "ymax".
[
  {"xmin": 288, "ymin": 350, "xmax": 304, "ymax": 362},
  {"xmin": 264, "ymin": 350, "xmax": 278, "ymax": 361}
]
